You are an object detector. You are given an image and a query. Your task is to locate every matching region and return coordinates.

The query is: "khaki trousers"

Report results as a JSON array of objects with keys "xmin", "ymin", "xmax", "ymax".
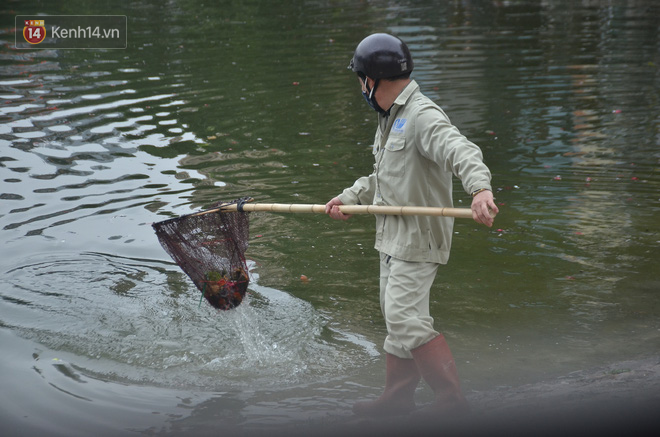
[{"xmin": 379, "ymin": 252, "xmax": 440, "ymax": 359}]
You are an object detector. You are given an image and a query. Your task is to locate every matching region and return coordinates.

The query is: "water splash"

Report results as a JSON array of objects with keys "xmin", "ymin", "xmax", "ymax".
[{"xmin": 0, "ymin": 254, "xmax": 375, "ymax": 390}]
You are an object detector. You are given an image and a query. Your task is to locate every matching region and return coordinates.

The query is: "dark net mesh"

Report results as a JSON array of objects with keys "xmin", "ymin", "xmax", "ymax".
[{"xmin": 152, "ymin": 203, "xmax": 250, "ymax": 310}]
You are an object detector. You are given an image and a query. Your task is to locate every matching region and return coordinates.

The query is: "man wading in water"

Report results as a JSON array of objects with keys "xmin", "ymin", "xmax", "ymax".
[{"xmin": 325, "ymin": 33, "xmax": 498, "ymax": 420}]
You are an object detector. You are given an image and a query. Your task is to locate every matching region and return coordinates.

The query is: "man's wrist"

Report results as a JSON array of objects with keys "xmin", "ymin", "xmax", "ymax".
[{"xmin": 470, "ymin": 188, "xmax": 490, "ymax": 197}]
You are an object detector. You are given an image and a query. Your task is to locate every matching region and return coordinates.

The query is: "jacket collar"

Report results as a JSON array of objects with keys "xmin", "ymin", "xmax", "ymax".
[
  {"xmin": 392, "ymin": 80, "xmax": 419, "ymax": 107},
  {"xmin": 380, "ymin": 80, "xmax": 419, "ymax": 121}
]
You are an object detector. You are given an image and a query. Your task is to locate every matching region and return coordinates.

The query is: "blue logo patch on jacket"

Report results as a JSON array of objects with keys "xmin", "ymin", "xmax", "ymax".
[{"xmin": 391, "ymin": 118, "xmax": 407, "ymax": 134}]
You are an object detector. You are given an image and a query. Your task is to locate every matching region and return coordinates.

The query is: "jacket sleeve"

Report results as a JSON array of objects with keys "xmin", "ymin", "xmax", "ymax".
[
  {"xmin": 414, "ymin": 105, "xmax": 492, "ymax": 195},
  {"xmin": 337, "ymin": 173, "xmax": 376, "ymax": 205}
]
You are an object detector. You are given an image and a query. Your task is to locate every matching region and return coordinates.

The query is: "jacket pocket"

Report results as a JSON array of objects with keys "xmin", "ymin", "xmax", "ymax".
[{"xmin": 381, "ymin": 136, "xmax": 406, "ymax": 178}]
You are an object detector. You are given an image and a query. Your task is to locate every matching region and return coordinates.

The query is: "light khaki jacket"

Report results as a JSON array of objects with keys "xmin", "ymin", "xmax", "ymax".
[{"xmin": 337, "ymin": 81, "xmax": 492, "ymax": 264}]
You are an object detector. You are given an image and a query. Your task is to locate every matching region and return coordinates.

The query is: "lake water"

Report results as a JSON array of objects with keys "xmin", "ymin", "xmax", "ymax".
[{"xmin": 1, "ymin": 0, "xmax": 659, "ymax": 435}]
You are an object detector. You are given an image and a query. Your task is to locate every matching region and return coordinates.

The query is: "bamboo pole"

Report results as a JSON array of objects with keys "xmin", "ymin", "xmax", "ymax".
[{"xmin": 208, "ymin": 202, "xmax": 475, "ymax": 219}]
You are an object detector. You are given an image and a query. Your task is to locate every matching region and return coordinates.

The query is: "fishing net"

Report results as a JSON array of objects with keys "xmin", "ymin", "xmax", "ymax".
[{"xmin": 152, "ymin": 199, "xmax": 250, "ymax": 310}]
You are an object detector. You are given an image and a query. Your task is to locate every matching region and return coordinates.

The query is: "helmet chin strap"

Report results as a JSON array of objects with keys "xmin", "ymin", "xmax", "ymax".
[{"xmin": 364, "ymin": 78, "xmax": 388, "ymax": 114}]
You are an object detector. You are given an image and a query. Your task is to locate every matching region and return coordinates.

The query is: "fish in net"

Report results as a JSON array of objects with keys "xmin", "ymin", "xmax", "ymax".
[{"xmin": 152, "ymin": 199, "xmax": 250, "ymax": 310}]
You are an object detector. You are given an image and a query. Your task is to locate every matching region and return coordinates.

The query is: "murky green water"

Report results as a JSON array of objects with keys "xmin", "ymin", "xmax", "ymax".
[{"xmin": 1, "ymin": 0, "xmax": 659, "ymax": 434}]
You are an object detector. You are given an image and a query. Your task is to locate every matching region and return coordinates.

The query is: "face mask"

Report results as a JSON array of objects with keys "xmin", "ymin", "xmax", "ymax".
[{"xmin": 362, "ymin": 79, "xmax": 387, "ymax": 114}]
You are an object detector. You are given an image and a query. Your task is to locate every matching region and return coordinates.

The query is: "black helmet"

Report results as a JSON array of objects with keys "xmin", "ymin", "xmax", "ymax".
[{"xmin": 348, "ymin": 33, "xmax": 414, "ymax": 79}]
